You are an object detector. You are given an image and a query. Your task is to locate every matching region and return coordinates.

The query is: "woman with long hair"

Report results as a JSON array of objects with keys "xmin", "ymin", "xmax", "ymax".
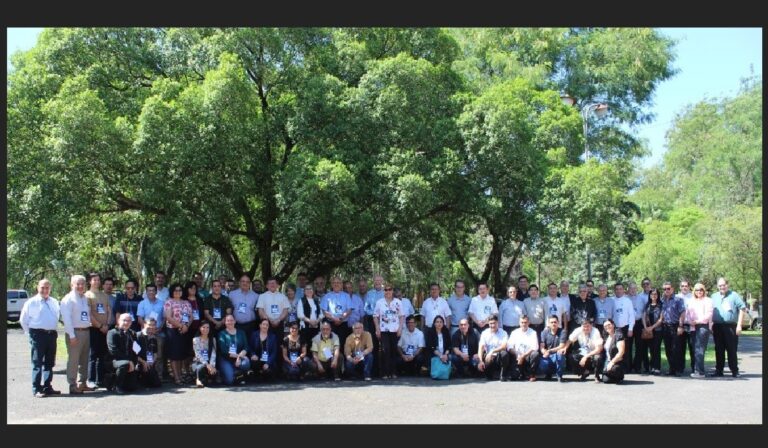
[
  {"xmin": 600, "ymin": 318, "xmax": 625, "ymax": 384},
  {"xmin": 642, "ymin": 288, "xmax": 664, "ymax": 375},
  {"xmin": 424, "ymin": 315, "xmax": 452, "ymax": 378},
  {"xmin": 687, "ymin": 283, "xmax": 714, "ymax": 378},
  {"xmin": 191, "ymin": 321, "xmax": 218, "ymax": 387}
]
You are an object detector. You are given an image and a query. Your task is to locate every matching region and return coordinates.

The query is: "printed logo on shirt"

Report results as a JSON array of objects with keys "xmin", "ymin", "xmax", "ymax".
[{"xmin": 615, "ymin": 307, "xmax": 623, "ymax": 315}]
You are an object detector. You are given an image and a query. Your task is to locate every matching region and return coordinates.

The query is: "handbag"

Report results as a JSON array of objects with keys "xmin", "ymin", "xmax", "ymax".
[
  {"xmin": 641, "ymin": 328, "xmax": 654, "ymax": 340},
  {"xmin": 430, "ymin": 356, "xmax": 451, "ymax": 380}
]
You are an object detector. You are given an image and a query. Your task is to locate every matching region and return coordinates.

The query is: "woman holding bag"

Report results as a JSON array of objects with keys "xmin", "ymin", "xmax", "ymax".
[{"xmin": 425, "ymin": 315, "xmax": 452, "ymax": 379}]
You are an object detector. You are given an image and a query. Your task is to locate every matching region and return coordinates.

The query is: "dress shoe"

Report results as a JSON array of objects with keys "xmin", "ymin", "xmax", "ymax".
[
  {"xmin": 69, "ymin": 385, "xmax": 83, "ymax": 395},
  {"xmin": 43, "ymin": 388, "xmax": 61, "ymax": 395},
  {"xmin": 78, "ymin": 384, "xmax": 96, "ymax": 392}
]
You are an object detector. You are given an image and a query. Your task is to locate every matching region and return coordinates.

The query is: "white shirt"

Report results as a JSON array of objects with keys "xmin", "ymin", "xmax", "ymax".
[
  {"xmin": 507, "ymin": 327, "xmax": 539, "ymax": 355},
  {"xmin": 296, "ymin": 296, "xmax": 321, "ymax": 329},
  {"xmin": 543, "ymin": 295, "xmax": 566, "ymax": 325},
  {"xmin": 468, "ymin": 295, "xmax": 498, "ymax": 323},
  {"xmin": 421, "ymin": 296, "xmax": 452, "ymax": 328},
  {"xmin": 498, "ymin": 299, "xmax": 525, "ymax": 327},
  {"xmin": 398, "ymin": 328, "xmax": 425, "ymax": 355},
  {"xmin": 568, "ymin": 326, "xmax": 603, "ymax": 353},
  {"xmin": 374, "ymin": 298, "xmax": 404, "ymax": 333},
  {"xmin": 143, "ymin": 286, "xmax": 169, "ymax": 301},
  {"xmin": 557, "ymin": 295, "xmax": 571, "ymax": 319},
  {"xmin": 60, "ymin": 290, "xmax": 91, "ymax": 338},
  {"xmin": 256, "ymin": 291, "xmax": 290, "ymax": 320},
  {"xmin": 20, "ymin": 294, "xmax": 60, "ymax": 333},
  {"xmin": 611, "ymin": 295, "xmax": 636, "ymax": 328},
  {"xmin": 479, "ymin": 327, "xmax": 508, "ymax": 353}
]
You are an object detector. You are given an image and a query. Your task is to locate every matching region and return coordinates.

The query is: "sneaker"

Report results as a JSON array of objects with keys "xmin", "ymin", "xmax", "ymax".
[
  {"xmin": 364, "ymin": 377, "xmax": 372, "ymax": 381},
  {"xmin": 334, "ymin": 377, "xmax": 341, "ymax": 382},
  {"xmin": 732, "ymin": 372, "xmax": 741, "ymax": 378},
  {"xmin": 528, "ymin": 376, "xmax": 537, "ymax": 382},
  {"xmin": 86, "ymin": 381, "xmax": 98, "ymax": 389},
  {"xmin": 690, "ymin": 372, "xmax": 705, "ymax": 379},
  {"xmin": 557, "ymin": 376, "xmax": 564, "ymax": 383},
  {"xmin": 34, "ymin": 391, "xmax": 47, "ymax": 398}
]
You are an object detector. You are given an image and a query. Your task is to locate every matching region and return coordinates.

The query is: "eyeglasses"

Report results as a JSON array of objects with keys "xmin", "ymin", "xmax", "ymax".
[
  {"xmin": 694, "ymin": 288, "xmax": 704, "ymax": 292},
  {"xmin": 384, "ymin": 288, "xmax": 393, "ymax": 291},
  {"xmin": 663, "ymin": 287, "xmax": 672, "ymax": 290}
]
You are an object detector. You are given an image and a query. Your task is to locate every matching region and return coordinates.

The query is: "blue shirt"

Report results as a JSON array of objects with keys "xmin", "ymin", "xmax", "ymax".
[
  {"xmin": 661, "ymin": 295, "xmax": 685, "ymax": 325},
  {"xmin": 321, "ymin": 291, "xmax": 353, "ymax": 319},
  {"xmin": 365, "ymin": 288, "xmax": 385, "ymax": 316},
  {"xmin": 294, "ymin": 287, "xmax": 305, "ymax": 302},
  {"xmin": 348, "ymin": 294, "xmax": 365, "ymax": 327},
  {"xmin": 137, "ymin": 297, "xmax": 166, "ymax": 332},
  {"xmin": 711, "ymin": 290, "xmax": 745, "ymax": 324},
  {"xmin": 447, "ymin": 294, "xmax": 471, "ymax": 325}
]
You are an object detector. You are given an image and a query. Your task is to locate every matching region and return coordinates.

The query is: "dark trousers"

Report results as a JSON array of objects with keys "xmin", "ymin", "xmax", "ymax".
[
  {"xmin": 502, "ymin": 325, "xmax": 519, "ymax": 335},
  {"xmin": 510, "ymin": 351, "xmax": 540, "ymax": 379},
  {"xmin": 88, "ymin": 327, "xmax": 108, "ymax": 385},
  {"xmin": 619, "ymin": 325, "xmax": 632, "ymax": 372},
  {"xmin": 397, "ymin": 352, "xmax": 425, "ymax": 376},
  {"xmin": 235, "ymin": 321, "xmax": 256, "ymax": 341},
  {"xmin": 601, "ymin": 361, "xmax": 625, "ymax": 383},
  {"xmin": 29, "ymin": 329, "xmax": 57, "ymax": 394},
  {"xmin": 712, "ymin": 323, "xmax": 739, "ymax": 375},
  {"xmin": 315, "ymin": 358, "xmax": 341, "ymax": 380},
  {"xmin": 631, "ymin": 320, "xmax": 644, "ymax": 372},
  {"xmin": 662, "ymin": 325, "xmax": 684, "ymax": 374},
  {"xmin": 138, "ymin": 363, "xmax": 161, "ymax": 388},
  {"xmin": 192, "ymin": 361, "xmax": 216, "ymax": 385},
  {"xmin": 530, "ymin": 323, "xmax": 545, "ymax": 339},
  {"xmin": 112, "ymin": 360, "xmax": 138, "ymax": 392},
  {"xmin": 379, "ymin": 332, "xmax": 399, "ymax": 377},
  {"xmin": 643, "ymin": 331, "xmax": 663, "ymax": 372},
  {"xmin": 570, "ymin": 351, "xmax": 602, "ymax": 378},
  {"xmin": 331, "ymin": 322, "xmax": 350, "ymax": 349},
  {"xmin": 481, "ymin": 351, "xmax": 510, "ymax": 380},
  {"xmin": 681, "ymin": 327, "xmax": 696, "ymax": 372},
  {"xmin": 450, "ymin": 353, "xmax": 480, "ymax": 377}
]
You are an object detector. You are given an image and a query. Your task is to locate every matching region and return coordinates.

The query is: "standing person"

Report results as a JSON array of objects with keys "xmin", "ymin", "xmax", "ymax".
[
  {"xmin": 163, "ymin": 283, "xmax": 193, "ymax": 385},
  {"xmin": 557, "ymin": 281, "xmax": 572, "ymax": 333},
  {"xmin": 642, "ymin": 288, "xmax": 664, "ymax": 375},
  {"xmin": 710, "ymin": 277, "xmax": 746, "ymax": 378},
  {"xmin": 611, "ymin": 282, "xmax": 635, "ymax": 372},
  {"xmin": 344, "ymin": 321, "xmax": 375, "ymax": 381},
  {"xmin": 448, "ymin": 280, "xmax": 472, "ymax": 336},
  {"xmin": 313, "ymin": 275, "xmax": 328, "ymax": 299},
  {"xmin": 60, "ymin": 274, "xmax": 94, "ymax": 394},
  {"xmin": 537, "ymin": 315, "xmax": 567, "ymax": 382},
  {"xmin": 565, "ymin": 319, "xmax": 604, "ymax": 381},
  {"xmin": 217, "ymin": 314, "xmax": 251, "ymax": 386},
  {"xmin": 228, "ymin": 274, "xmax": 259, "ymax": 339},
  {"xmin": 137, "ymin": 284, "xmax": 166, "ymax": 381},
  {"xmin": 143, "ymin": 271, "xmax": 169, "ymax": 301},
  {"xmin": 374, "ymin": 284, "xmax": 404, "ymax": 379},
  {"xmin": 569, "ymin": 284, "xmax": 597, "ymax": 328},
  {"xmin": 543, "ymin": 283, "xmax": 567, "ymax": 331},
  {"xmin": 499, "ymin": 286, "xmax": 525, "ymax": 335},
  {"xmin": 20, "ymin": 279, "xmax": 61, "ymax": 397},
  {"xmin": 421, "ymin": 283, "xmax": 452, "ymax": 331},
  {"xmin": 191, "ymin": 321, "xmax": 218, "ymax": 387},
  {"xmin": 585, "ymin": 279, "xmax": 598, "ymax": 299},
  {"xmin": 203, "ymin": 279, "xmax": 233, "ymax": 335},
  {"xmin": 103, "ymin": 277, "xmax": 117, "ymax": 329},
  {"xmin": 284, "ymin": 283, "xmax": 301, "ymax": 336},
  {"xmin": 468, "ymin": 282, "xmax": 498, "ymax": 333},
  {"xmin": 294, "ymin": 272, "xmax": 309, "ymax": 301},
  {"xmin": 364, "ymin": 275, "xmax": 384, "ymax": 332},
  {"xmin": 115, "ymin": 279, "xmax": 143, "ymax": 332},
  {"xmin": 507, "ymin": 315, "xmax": 540, "ymax": 382},
  {"xmin": 252, "ymin": 279, "xmax": 265, "ymax": 294},
  {"xmin": 298, "ymin": 285, "xmax": 322, "ymax": 343},
  {"xmin": 424, "ymin": 315, "xmax": 452, "ymax": 378},
  {"xmin": 321, "ymin": 276, "xmax": 354, "ymax": 344},
  {"xmin": 193, "ymin": 272, "xmax": 209, "ymax": 299},
  {"xmin": 629, "ymin": 281, "xmax": 648, "ymax": 373},
  {"xmin": 395, "ymin": 288, "xmax": 415, "ymax": 319},
  {"xmin": 593, "ymin": 284, "xmax": 614, "ymax": 335},
  {"xmin": 106, "ymin": 313, "xmax": 140, "ymax": 394},
  {"xmin": 600, "ymin": 319, "xmax": 626, "ymax": 384},
  {"xmin": 517, "ymin": 275, "xmax": 530, "ymax": 299},
  {"xmin": 676, "ymin": 279, "xmax": 695, "ymax": 373},
  {"xmin": 85, "ymin": 272, "xmax": 111, "ymax": 389},
  {"xmin": 687, "ymin": 283, "xmax": 714, "ymax": 378},
  {"xmin": 450, "ymin": 318, "xmax": 481, "ymax": 378},
  {"xmin": 256, "ymin": 277, "xmax": 290, "ymax": 336},
  {"xmin": 345, "ymin": 280, "xmax": 366, "ymax": 333},
  {"xmin": 477, "ymin": 315, "xmax": 510, "ymax": 381},
  {"xmin": 660, "ymin": 281, "xmax": 686, "ymax": 377},
  {"xmin": 523, "ymin": 284, "xmax": 546, "ymax": 336},
  {"xmin": 183, "ymin": 281, "xmax": 204, "ymax": 381}
]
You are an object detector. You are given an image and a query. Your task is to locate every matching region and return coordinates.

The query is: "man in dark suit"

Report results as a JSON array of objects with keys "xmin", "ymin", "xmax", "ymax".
[{"xmin": 107, "ymin": 313, "xmax": 140, "ymax": 394}]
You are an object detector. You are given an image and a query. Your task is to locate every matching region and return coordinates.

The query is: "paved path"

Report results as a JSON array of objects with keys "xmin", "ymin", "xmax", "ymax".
[{"xmin": 5, "ymin": 326, "xmax": 762, "ymax": 424}]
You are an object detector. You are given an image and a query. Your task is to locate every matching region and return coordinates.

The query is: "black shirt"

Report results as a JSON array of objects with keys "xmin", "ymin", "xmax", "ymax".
[
  {"xmin": 570, "ymin": 297, "xmax": 597, "ymax": 326},
  {"xmin": 540, "ymin": 327, "xmax": 567, "ymax": 350},
  {"xmin": 451, "ymin": 328, "xmax": 480, "ymax": 358}
]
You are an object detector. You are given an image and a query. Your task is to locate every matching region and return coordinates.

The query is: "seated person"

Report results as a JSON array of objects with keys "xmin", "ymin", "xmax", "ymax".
[
  {"xmin": 450, "ymin": 318, "xmax": 481, "ymax": 377},
  {"xmin": 397, "ymin": 315, "xmax": 426, "ymax": 376},
  {"xmin": 424, "ymin": 315, "xmax": 452, "ymax": 377},
  {"xmin": 477, "ymin": 315, "xmax": 510, "ymax": 381},
  {"xmin": 249, "ymin": 318, "xmax": 279, "ymax": 381},
  {"xmin": 311, "ymin": 320, "xmax": 342, "ymax": 381},
  {"xmin": 565, "ymin": 319, "xmax": 604, "ymax": 381},
  {"xmin": 282, "ymin": 321, "xmax": 313, "ymax": 380},
  {"xmin": 507, "ymin": 315, "xmax": 540, "ymax": 381},
  {"xmin": 106, "ymin": 313, "xmax": 140, "ymax": 394},
  {"xmin": 191, "ymin": 321, "xmax": 218, "ymax": 387},
  {"xmin": 216, "ymin": 314, "xmax": 251, "ymax": 385},
  {"xmin": 344, "ymin": 321, "xmax": 374, "ymax": 381},
  {"xmin": 600, "ymin": 319, "xmax": 625, "ymax": 384},
  {"xmin": 538, "ymin": 315, "xmax": 567, "ymax": 382},
  {"xmin": 136, "ymin": 317, "xmax": 162, "ymax": 388}
]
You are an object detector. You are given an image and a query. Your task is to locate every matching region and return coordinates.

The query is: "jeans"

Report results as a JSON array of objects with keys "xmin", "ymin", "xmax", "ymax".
[
  {"xmin": 88, "ymin": 327, "xmax": 108, "ymax": 385},
  {"xmin": 29, "ymin": 329, "xmax": 57, "ymax": 394},
  {"xmin": 712, "ymin": 323, "xmax": 739, "ymax": 375},
  {"xmin": 345, "ymin": 353, "xmax": 373, "ymax": 378},
  {"xmin": 282, "ymin": 357, "xmax": 313, "ymax": 379},
  {"xmin": 218, "ymin": 357, "xmax": 251, "ymax": 385},
  {"xmin": 537, "ymin": 352, "xmax": 566, "ymax": 378},
  {"xmin": 450, "ymin": 353, "xmax": 479, "ymax": 377},
  {"xmin": 692, "ymin": 325, "xmax": 711, "ymax": 375}
]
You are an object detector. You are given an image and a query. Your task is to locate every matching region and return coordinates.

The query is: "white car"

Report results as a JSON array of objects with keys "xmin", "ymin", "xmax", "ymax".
[{"xmin": 7, "ymin": 289, "xmax": 29, "ymax": 322}]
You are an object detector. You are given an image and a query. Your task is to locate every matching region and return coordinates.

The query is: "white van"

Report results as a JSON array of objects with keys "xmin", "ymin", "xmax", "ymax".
[{"xmin": 7, "ymin": 290, "xmax": 29, "ymax": 322}]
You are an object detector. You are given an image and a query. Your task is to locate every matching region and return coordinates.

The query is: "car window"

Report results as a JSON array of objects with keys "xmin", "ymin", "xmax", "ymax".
[
  {"xmin": 7, "ymin": 291, "xmax": 28, "ymax": 299},
  {"xmin": 20, "ymin": 291, "xmax": 28, "ymax": 299}
]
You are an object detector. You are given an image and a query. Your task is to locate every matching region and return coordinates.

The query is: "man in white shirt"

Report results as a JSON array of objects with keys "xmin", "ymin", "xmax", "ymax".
[
  {"xmin": 60, "ymin": 274, "xmax": 95, "ymax": 394},
  {"xmin": 543, "ymin": 283, "xmax": 567, "ymax": 331},
  {"xmin": 468, "ymin": 283, "xmax": 498, "ymax": 333},
  {"xmin": 397, "ymin": 316, "xmax": 426, "ymax": 376},
  {"xmin": 565, "ymin": 320, "xmax": 604, "ymax": 381},
  {"xmin": 477, "ymin": 315, "xmax": 510, "ymax": 381},
  {"xmin": 20, "ymin": 279, "xmax": 61, "ymax": 397},
  {"xmin": 507, "ymin": 315, "xmax": 540, "ymax": 381},
  {"xmin": 256, "ymin": 277, "xmax": 290, "ymax": 335},
  {"xmin": 421, "ymin": 283, "xmax": 452, "ymax": 330},
  {"xmin": 611, "ymin": 282, "xmax": 636, "ymax": 372}
]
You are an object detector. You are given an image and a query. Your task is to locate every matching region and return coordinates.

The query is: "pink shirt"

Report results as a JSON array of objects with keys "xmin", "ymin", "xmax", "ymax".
[{"xmin": 686, "ymin": 296, "xmax": 714, "ymax": 325}]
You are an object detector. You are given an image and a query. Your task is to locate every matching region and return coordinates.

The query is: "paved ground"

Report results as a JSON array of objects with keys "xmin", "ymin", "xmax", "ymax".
[{"xmin": 5, "ymin": 325, "xmax": 763, "ymax": 424}]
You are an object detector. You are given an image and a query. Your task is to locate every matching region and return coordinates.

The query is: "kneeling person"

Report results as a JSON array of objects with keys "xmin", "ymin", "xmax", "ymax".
[
  {"xmin": 477, "ymin": 315, "xmax": 510, "ymax": 381},
  {"xmin": 538, "ymin": 315, "xmax": 567, "ymax": 381},
  {"xmin": 344, "ymin": 322, "xmax": 374, "ymax": 380},
  {"xmin": 507, "ymin": 315, "xmax": 540, "ymax": 381},
  {"xmin": 106, "ymin": 313, "xmax": 140, "ymax": 394},
  {"xmin": 565, "ymin": 319, "xmax": 603, "ymax": 380},
  {"xmin": 450, "ymin": 318, "xmax": 481, "ymax": 377},
  {"xmin": 312, "ymin": 320, "xmax": 341, "ymax": 380}
]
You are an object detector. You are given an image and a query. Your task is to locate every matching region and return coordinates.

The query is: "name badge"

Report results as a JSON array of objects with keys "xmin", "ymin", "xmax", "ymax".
[
  {"xmin": 290, "ymin": 352, "xmax": 299, "ymax": 363},
  {"xmin": 355, "ymin": 350, "xmax": 363, "ymax": 359},
  {"xmin": 80, "ymin": 311, "xmax": 89, "ymax": 322},
  {"xmin": 192, "ymin": 310, "xmax": 200, "ymax": 321},
  {"xmin": 288, "ymin": 312, "xmax": 297, "ymax": 322},
  {"xmin": 213, "ymin": 308, "xmax": 222, "ymax": 319},
  {"xmin": 519, "ymin": 344, "xmax": 528, "ymax": 353},
  {"xmin": 579, "ymin": 346, "xmax": 589, "ymax": 356},
  {"xmin": 270, "ymin": 304, "xmax": 279, "ymax": 315},
  {"xmin": 238, "ymin": 303, "xmax": 247, "ymax": 314},
  {"xmin": 322, "ymin": 347, "xmax": 333, "ymax": 359},
  {"xmin": 260, "ymin": 351, "xmax": 269, "ymax": 362},
  {"xmin": 229, "ymin": 343, "xmax": 237, "ymax": 355},
  {"xmin": 484, "ymin": 306, "xmax": 491, "ymax": 315},
  {"xmin": 335, "ymin": 304, "xmax": 343, "ymax": 315},
  {"xmin": 146, "ymin": 352, "xmax": 155, "ymax": 363},
  {"xmin": 461, "ymin": 344, "xmax": 468, "ymax": 355},
  {"xmin": 201, "ymin": 349, "xmax": 209, "ymax": 363},
  {"xmin": 97, "ymin": 303, "xmax": 106, "ymax": 314},
  {"xmin": 406, "ymin": 345, "xmax": 415, "ymax": 356},
  {"xmin": 181, "ymin": 313, "xmax": 190, "ymax": 324},
  {"xmin": 598, "ymin": 310, "xmax": 606, "ymax": 319},
  {"xmin": 132, "ymin": 341, "xmax": 141, "ymax": 354}
]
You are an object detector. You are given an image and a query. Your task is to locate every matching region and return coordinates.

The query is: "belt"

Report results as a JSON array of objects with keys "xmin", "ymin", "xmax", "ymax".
[
  {"xmin": 30, "ymin": 328, "xmax": 57, "ymax": 334},
  {"xmin": 75, "ymin": 327, "xmax": 90, "ymax": 331}
]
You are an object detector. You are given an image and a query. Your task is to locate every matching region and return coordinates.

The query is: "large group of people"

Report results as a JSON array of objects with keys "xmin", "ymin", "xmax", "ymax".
[{"xmin": 19, "ymin": 271, "xmax": 748, "ymax": 396}]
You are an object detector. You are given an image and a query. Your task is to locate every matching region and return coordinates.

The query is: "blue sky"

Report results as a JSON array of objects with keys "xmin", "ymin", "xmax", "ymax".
[{"xmin": 7, "ymin": 27, "xmax": 763, "ymax": 168}]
